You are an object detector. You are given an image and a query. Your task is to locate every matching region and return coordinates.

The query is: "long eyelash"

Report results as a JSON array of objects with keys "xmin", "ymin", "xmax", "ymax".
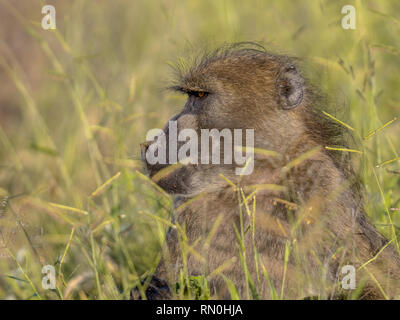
[
  {"xmin": 169, "ymin": 86, "xmax": 208, "ymax": 97},
  {"xmin": 169, "ymin": 85, "xmax": 188, "ymax": 93}
]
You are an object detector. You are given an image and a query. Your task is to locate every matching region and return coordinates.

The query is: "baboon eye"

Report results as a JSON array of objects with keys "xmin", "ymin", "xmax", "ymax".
[{"xmin": 189, "ymin": 91, "xmax": 207, "ymax": 99}]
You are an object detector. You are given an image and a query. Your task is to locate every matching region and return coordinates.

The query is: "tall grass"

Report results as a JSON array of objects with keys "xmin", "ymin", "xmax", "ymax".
[{"xmin": 0, "ymin": 0, "xmax": 399, "ymax": 299}]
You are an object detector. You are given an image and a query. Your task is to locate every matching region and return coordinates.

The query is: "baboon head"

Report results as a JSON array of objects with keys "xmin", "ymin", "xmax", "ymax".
[{"xmin": 141, "ymin": 43, "xmax": 336, "ymax": 196}]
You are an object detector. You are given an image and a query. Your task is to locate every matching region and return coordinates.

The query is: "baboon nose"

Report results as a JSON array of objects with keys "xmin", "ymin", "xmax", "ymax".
[{"xmin": 140, "ymin": 141, "xmax": 150, "ymax": 162}]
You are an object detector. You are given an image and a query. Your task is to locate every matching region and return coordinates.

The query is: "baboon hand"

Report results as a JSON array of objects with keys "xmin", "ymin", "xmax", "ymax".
[{"xmin": 130, "ymin": 276, "xmax": 171, "ymax": 300}]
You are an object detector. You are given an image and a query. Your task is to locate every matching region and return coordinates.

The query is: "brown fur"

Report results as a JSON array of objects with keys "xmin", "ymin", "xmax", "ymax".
[{"xmin": 137, "ymin": 43, "xmax": 400, "ymax": 300}]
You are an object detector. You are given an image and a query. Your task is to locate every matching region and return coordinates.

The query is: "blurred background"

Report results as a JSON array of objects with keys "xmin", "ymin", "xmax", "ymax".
[{"xmin": 0, "ymin": 0, "xmax": 399, "ymax": 299}]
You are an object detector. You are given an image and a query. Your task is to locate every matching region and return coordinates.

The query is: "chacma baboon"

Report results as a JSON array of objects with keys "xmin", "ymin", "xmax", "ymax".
[{"xmin": 135, "ymin": 43, "xmax": 400, "ymax": 300}]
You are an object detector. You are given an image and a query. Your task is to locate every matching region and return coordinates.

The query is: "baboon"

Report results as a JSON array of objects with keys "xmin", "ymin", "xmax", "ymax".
[{"xmin": 135, "ymin": 43, "xmax": 400, "ymax": 300}]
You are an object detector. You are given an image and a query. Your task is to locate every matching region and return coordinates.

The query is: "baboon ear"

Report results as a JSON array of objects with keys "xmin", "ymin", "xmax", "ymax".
[{"xmin": 276, "ymin": 64, "xmax": 304, "ymax": 110}]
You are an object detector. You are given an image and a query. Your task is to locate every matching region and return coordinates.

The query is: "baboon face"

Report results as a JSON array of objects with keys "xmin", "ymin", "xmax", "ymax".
[{"xmin": 142, "ymin": 47, "xmax": 308, "ymax": 196}]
